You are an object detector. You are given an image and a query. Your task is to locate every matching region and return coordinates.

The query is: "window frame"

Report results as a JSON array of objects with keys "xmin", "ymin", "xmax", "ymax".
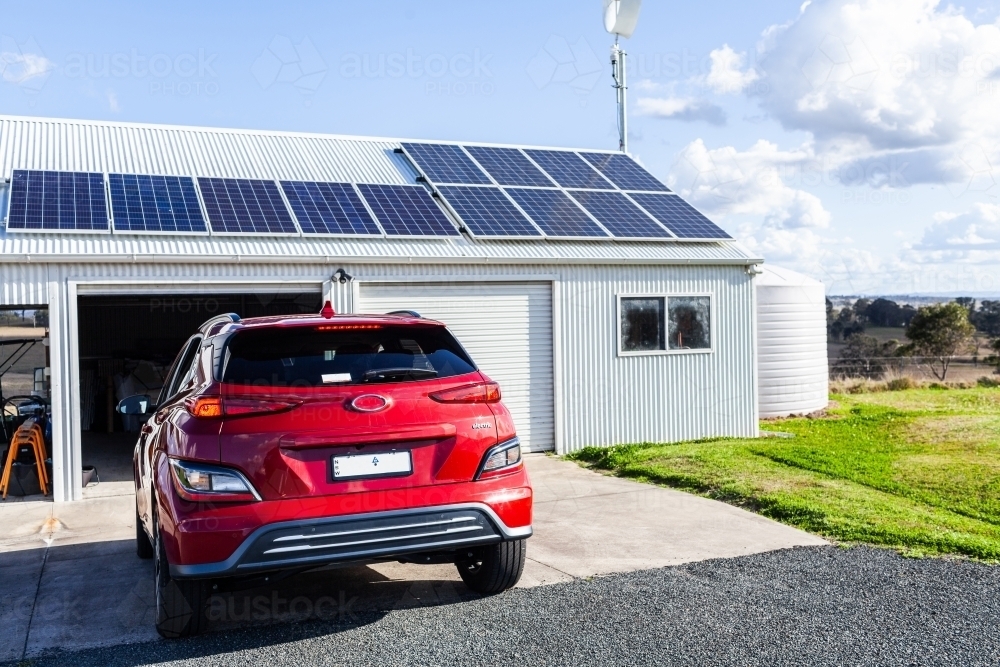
[{"xmin": 616, "ymin": 292, "xmax": 715, "ymax": 357}]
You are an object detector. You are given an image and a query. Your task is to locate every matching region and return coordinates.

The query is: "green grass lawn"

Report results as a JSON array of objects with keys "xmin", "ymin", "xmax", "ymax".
[{"xmin": 567, "ymin": 388, "xmax": 1000, "ymax": 561}]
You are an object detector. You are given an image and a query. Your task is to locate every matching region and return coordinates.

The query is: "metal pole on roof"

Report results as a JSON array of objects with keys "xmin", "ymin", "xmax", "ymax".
[
  {"xmin": 612, "ymin": 39, "xmax": 627, "ymax": 153},
  {"xmin": 604, "ymin": 0, "xmax": 641, "ymax": 152}
]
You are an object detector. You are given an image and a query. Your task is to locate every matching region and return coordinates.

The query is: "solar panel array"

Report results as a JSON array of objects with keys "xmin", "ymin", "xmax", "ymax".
[
  {"xmin": 436, "ymin": 186, "xmax": 541, "ymax": 238},
  {"xmin": 198, "ymin": 178, "xmax": 298, "ymax": 235},
  {"xmin": 398, "ymin": 143, "xmax": 730, "ymax": 241},
  {"xmin": 627, "ymin": 193, "xmax": 732, "ymax": 240},
  {"xmin": 463, "ymin": 146, "xmax": 554, "ymax": 187},
  {"xmin": 400, "ymin": 143, "xmax": 491, "ymax": 185},
  {"xmin": 3, "ymin": 145, "xmax": 729, "ymax": 241},
  {"xmin": 578, "ymin": 152, "xmax": 671, "ymax": 192},
  {"xmin": 281, "ymin": 181, "xmax": 381, "ymax": 236},
  {"xmin": 109, "ymin": 174, "xmax": 206, "ymax": 233},
  {"xmin": 569, "ymin": 190, "xmax": 673, "ymax": 239},
  {"xmin": 356, "ymin": 184, "xmax": 459, "ymax": 237},
  {"xmin": 7, "ymin": 170, "xmax": 109, "ymax": 231},
  {"xmin": 506, "ymin": 188, "xmax": 608, "ymax": 238}
]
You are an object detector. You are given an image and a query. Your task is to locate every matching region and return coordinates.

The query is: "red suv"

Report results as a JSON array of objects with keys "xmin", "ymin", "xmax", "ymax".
[{"xmin": 120, "ymin": 306, "xmax": 532, "ymax": 638}]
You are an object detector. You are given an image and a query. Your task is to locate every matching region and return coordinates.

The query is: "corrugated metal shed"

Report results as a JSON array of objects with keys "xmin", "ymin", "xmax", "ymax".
[{"xmin": 0, "ymin": 115, "xmax": 763, "ymax": 502}]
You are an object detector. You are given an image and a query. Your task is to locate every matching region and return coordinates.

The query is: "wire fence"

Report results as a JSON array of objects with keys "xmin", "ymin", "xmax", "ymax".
[{"xmin": 829, "ymin": 355, "xmax": 998, "ymax": 380}]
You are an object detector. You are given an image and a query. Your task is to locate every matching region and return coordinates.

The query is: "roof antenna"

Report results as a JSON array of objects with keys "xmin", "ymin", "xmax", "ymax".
[
  {"xmin": 604, "ymin": 0, "xmax": 643, "ymax": 153},
  {"xmin": 320, "ymin": 301, "xmax": 335, "ymax": 319}
]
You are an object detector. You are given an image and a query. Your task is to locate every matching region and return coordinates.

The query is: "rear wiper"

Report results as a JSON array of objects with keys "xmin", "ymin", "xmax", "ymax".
[{"xmin": 362, "ymin": 367, "xmax": 439, "ymax": 382}]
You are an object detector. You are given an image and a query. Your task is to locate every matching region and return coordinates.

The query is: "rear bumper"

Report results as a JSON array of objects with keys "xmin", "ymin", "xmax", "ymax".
[{"xmin": 170, "ymin": 502, "xmax": 530, "ymax": 578}]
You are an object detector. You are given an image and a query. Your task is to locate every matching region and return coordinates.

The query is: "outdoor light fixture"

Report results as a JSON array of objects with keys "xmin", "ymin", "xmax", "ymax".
[{"xmin": 333, "ymin": 268, "xmax": 353, "ymax": 284}]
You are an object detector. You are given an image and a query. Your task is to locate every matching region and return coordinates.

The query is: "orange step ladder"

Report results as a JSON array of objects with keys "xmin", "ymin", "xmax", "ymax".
[{"xmin": 0, "ymin": 419, "xmax": 49, "ymax": 499}]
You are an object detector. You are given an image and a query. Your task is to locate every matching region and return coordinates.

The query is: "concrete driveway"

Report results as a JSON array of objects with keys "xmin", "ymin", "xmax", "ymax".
[{"xmin": 0, "ymin": 454, "xmax": 824, "ymax": 661}]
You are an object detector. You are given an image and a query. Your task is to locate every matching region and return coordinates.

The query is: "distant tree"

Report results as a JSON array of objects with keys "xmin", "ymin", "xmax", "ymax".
[
  {"xmin": 864, "ymin": 298, "xmax": 910, "ymax": 327},
  {"xmin": 833, "ymin": 335, "xmax": 900, "ymax": 378},
  {"xmin": 955, "ymin": 297, "xmax": 976, "ymax": 313},
  {"xmin": 829, "ymin": 306, "xmax": 866, "ymax": 340},
  {"xmin": 971, "ymin": 300, "xmax": 1000, "ymax": 336},
  {"xmin": 900, "ymin": 304, "xmax": 917, "ymax": 327},
  {"xmin": 853, "ymin": 298, "xmax": 872, "ymax": 321},
  {"xmin": 901, "ymin": 303, "xmax": 976, "ymax": 380}
]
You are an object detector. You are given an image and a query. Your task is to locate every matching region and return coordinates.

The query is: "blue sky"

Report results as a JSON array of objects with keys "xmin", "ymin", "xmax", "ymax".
[{"xmin": 2, "ymin": 0, "xmax": 1000, "ymax": 295}]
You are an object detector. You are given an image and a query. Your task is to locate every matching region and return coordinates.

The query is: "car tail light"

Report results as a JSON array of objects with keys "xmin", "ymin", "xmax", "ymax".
[
  {"xmin": 430, "ymin": 382, "xmax": 501, "ymax": 404},
  {"xmin": 185, "ymin": 396, "xmax": 299, "ymax": 418},
  {"xmin": 186, "ymin": 396, "xmax": 222, "ymax": 418},
  {"xmin": 475, "ymin": 438, "xmax": 522, "ymax": 479},
  {"xmin": 223, "ymin": 397, "xmax": 300, "ymax": 416},
  {"xmin": 169, "ymin": 458, "xmax": 260, "ymax": 503}
]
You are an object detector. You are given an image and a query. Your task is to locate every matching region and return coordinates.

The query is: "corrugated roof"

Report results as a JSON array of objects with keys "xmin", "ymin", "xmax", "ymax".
[{"xmin": 0, "ymin": 115, "xmax": 760, "ymax": 265}]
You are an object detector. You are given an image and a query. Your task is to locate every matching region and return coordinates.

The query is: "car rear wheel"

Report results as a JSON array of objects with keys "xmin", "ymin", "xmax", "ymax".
[
  {"xmin": 136, "ymin": 508, "xmax": 154, "ymax": 559},
  {"xmin": 456, "ymin": 539, "xmax": 526, "ymax": 594},
  {"xmin": 154, "ymin": 510, "xmax": 208, "ymax": 638}
]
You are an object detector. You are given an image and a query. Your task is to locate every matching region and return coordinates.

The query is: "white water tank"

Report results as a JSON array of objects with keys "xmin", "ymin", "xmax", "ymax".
[{"xmin": 756, "ymin": 265, "xmax": 829, "ymax": 417}]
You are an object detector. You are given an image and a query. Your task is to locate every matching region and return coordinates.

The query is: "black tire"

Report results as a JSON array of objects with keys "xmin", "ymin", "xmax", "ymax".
[
  {"xmin": 136, "ymin": 509, "xmax": 154, "ymax": 559},
  {"xmin": 456, "ymin": 539, "xmax": 526, "ymax": 594},
  {"xmin": 154, "ymin": 510, "xmax": 207, "ymax": 638}
]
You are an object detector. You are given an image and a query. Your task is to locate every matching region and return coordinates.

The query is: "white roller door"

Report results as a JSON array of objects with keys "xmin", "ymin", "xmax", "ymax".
[{"xmin": 358, "ymin": 281, "xmax": 555, "ymax": 452}]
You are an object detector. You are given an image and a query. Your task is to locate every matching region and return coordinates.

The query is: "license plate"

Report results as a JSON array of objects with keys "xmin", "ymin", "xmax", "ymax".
[{"xmin": 332, "ymin": 451, "xmax": 412, "ymax": 479}]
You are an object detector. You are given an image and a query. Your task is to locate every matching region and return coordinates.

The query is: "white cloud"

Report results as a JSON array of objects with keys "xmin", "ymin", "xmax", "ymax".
[
  {"xmin": 668, "ymin": 138, "xmax": 830, "ymax": 229},
  {"xmin": 635, "ymin": 96, "xmax": 726, "ymax": 126},
  {"xmin": 704, "ymin": 45, "xmax": 759, "ymax": 94},
  {"xmin": 749, "ymin": 0, "xmax": 1000, "ymax": 189},
  {"xmin": 0, "ymin": 36, "xmax": 53, "ymax": 92},
  {"xmin": 916, "ymin": 203, "xmax": 1000, "ymax": 253},
  {"xmin": 106, "ymin": 90, "xmax": 120, "ymax": 112}
]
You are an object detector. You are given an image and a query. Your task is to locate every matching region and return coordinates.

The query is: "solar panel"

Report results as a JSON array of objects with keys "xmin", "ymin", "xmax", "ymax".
[
  {"xmin": 108, "ymin": 174, "xmax": 207, "ymax": 233},
  {"xmin": 356, "ymin": 184, "xmax": 460, "ymax": 237},
  {"xmin": 436, "ymin": 186, "xmax": 542, "ymax": 238},
  {"xmin": 197, "ymin": 178, "xmax": 298, "ymax": 234},
  {"xmin": 504, "ymin": 188, "xmax": 609, "ymax": 238},
  {"xmin": 627, "ymin": 193, "xmax": 732, "ymax": 239},
  {"xmin": 569, "ymin": 190, "xmax": 673, "ymax": 239},
  {"xmin": 463, "ymin": 146, "xmax": 554, "ymax": 187},
  {"xmin": 401, "ymin": 143, "xmax": 491, "ymax": 185},
  {"xmin": 578, "ymin": 153, "xmax": 671, "ymax": 192},
  {"xmin": 280, "ymin": 181, "xmax": 381, "ymax": 236},
  {"xmin": 7, "ymin": 170, "xmax": 109, "ymax": 232},
  {"xmin": 522, "ymin": 150, "xmax": 613, "ymax": 189}
]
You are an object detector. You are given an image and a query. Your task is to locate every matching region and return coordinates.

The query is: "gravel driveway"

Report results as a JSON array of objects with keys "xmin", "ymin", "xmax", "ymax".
[{"xmin": 9, "ymin": 545, "xmax": 998, "ymax": 667}]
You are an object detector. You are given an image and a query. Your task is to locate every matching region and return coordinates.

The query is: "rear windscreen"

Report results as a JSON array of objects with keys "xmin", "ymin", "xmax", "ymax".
[{"xmin": 221, "ymin": 324, "xmax": 477, "ymax": 386}]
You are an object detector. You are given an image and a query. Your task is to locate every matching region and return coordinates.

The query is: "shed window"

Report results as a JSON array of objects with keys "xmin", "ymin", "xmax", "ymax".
[
  {"xmin": 619, "ymin": 295, "xmax": 712, "ymax": 354},
  {"xmin": 620, "ymin": 297, "xmax": 665, "ymax": 352}
]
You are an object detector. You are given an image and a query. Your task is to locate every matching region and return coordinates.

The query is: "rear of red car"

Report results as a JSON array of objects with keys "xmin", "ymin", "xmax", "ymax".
[{"xmin": 136, "ymin": 313, "xmax": 532, "ymax": 637}]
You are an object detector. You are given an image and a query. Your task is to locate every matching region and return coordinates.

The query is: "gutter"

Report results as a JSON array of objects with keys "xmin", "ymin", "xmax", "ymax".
[{"xmin": 0, "ymin": 253, "xmax": 764, "ymax": 267}]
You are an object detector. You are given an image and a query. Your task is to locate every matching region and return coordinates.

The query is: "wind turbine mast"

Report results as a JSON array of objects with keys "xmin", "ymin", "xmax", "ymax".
[{"xmin": 603, "ymin": 0, "xmax": 643, "ymax": 153}]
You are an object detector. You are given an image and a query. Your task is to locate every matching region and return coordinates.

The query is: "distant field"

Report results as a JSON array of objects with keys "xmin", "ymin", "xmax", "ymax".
[{"xmin": 569, "ymin": 388, "xmax": 1000, "ymax": 561}]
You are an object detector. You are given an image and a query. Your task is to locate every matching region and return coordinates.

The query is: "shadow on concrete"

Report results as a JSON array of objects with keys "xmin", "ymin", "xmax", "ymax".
[{"xmin": 1, "ymin": 538, "xmax": 480, "ymax": 665}]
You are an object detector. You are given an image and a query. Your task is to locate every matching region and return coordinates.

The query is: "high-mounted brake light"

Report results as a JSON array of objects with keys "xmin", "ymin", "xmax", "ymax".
[
  {"xmin": 185, "ymin": 396, "xmax": 299, "ymax": 418},
  {"xmin": 430, "ymin": 382, "xmax": 501, "ymax": 404},
  {"xmin": 315, "ymin": 324, "xmax": 383, "ymax": 331}
]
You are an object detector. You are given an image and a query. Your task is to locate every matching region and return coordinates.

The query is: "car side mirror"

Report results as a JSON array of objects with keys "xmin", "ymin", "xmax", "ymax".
[{"xmin": 117, "ymin": 394, "xmax": 154, "ymax": 415}]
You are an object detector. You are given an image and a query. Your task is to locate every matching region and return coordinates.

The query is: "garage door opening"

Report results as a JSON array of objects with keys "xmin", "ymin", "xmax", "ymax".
[
  {"xmin": 76, "ymin": 291, "xmax": 321, "ymax": 490},
  {"xmin": 1, "ymin": 307, "xmax": 49, "ymax": 499}
]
